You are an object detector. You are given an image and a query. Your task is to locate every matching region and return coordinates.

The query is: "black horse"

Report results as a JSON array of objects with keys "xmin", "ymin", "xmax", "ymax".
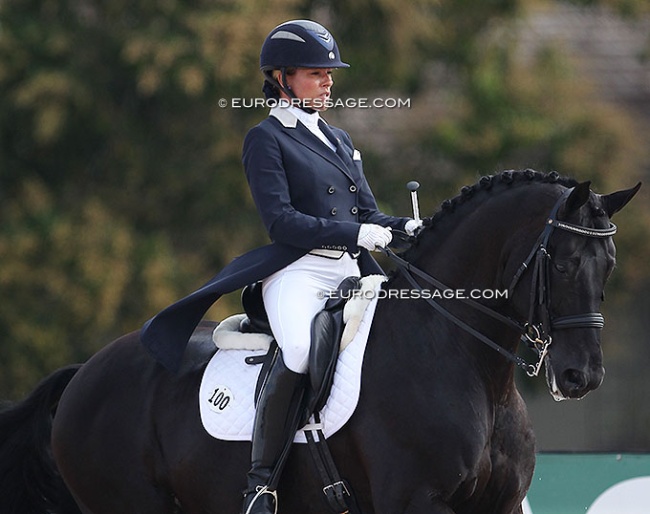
[{"xmin": 0, "ymin": 171, "xmax": 640, "ymax": 514}]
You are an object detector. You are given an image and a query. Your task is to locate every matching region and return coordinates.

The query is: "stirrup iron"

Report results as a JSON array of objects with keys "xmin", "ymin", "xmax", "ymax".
[{"xmin": 244, "ymin": 485, "xmax": 278, "ymax": 514}]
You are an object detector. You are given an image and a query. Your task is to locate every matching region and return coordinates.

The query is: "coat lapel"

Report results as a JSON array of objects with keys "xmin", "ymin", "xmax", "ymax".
[{"xmin": 319, "ymin": 119, "xmax": 357, "ymax": 171}]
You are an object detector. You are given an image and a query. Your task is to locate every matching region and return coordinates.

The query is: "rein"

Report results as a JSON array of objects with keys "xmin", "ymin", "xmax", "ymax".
[{"xmin": 384, "ymin": 187, "xmax": 617, "ymax": 377}]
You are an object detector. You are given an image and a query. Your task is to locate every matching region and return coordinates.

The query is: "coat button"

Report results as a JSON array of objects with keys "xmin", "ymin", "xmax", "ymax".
[
  {"xmin": 330, "ymin": 207, "xmax": 337, "ymax": 215},
  {"xmin": 328, "ymin": 186, "xmax": 335, "ymax": 194},
  {"xmin": 350, "ymin": 206, "xmax": 358, "ymax": 214},
  {"xmin": 349, "ymin": 185, "xmax": 357, "ymax": 193}
]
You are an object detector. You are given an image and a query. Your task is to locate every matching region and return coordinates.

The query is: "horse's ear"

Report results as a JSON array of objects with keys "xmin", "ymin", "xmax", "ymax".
[
  {"xmin": 565, "ymin": 181, "xmax": 591, "ymax": 213},
  {"xmin": 602, "ymin": 182, "xmax": 642, "ymax": 218}
]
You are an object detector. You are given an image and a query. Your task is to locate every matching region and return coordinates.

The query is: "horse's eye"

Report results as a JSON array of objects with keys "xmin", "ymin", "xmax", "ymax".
[{"xmin": 554, "ymin": 263, "xmax": 568, "ymax": 274}]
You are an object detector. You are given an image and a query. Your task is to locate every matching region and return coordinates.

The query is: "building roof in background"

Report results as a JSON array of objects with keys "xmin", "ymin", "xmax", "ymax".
[{"xmin": 519, "ymin": 4, "xmax": 650, "ymax": 113}]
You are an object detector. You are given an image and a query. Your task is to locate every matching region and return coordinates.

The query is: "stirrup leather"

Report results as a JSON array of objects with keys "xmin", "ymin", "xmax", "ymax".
[{"xmin": 244, "ymin": 485, "xmax": 278, "ymax": 514}]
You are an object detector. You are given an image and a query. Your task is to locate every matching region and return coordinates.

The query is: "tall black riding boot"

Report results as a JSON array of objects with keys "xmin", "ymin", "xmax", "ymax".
[{"xmin": 241, "ymin": 351, "xmax": 306, "ymax": 514}]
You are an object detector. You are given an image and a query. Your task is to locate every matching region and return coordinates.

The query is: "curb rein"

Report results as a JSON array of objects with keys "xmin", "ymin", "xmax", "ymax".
[{"xmin": 384, "ymin": 187, "xmax": 618, "ymax": 377}]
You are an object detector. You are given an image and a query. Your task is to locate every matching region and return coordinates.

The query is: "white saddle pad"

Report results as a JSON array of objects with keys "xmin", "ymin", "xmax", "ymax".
[{"xmin": 198, "ymin": 278, "xmax": 383, "ymax": 444}]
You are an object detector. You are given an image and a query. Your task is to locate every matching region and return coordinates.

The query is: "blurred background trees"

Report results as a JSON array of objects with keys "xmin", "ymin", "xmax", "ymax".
[{"xmin": 1, "ymin": 0, "xmax": 648, "ymax": 448}]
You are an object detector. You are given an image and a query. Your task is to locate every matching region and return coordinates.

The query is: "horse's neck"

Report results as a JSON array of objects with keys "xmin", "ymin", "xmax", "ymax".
[
  {"xmin": 413, "ymin": 211, "xmax": 508, "ymax": 292},
  {"xmin": 376, "ymin": 185, "xmax": 557, "ymax": 393},
  {"xmin": 413, "ymin": 185, "xmax": 556, "ymax": 294}
]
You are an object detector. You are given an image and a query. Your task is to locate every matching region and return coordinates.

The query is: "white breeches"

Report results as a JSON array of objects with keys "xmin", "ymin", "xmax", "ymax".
[{"xmin": 262, "ymin": 253, "xmax": 361, "ymax": 374}]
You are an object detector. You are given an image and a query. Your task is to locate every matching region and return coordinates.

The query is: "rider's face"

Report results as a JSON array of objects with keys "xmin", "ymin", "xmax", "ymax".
[{"xmin": 282, "ymin": 68, "xmax": 334, "ymax": 111}]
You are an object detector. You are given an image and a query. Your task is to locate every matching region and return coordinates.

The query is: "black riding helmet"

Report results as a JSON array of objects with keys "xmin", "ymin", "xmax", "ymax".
[{"xmin": 260, "ymin": 20, "xmax": 349, "ymax": 102}]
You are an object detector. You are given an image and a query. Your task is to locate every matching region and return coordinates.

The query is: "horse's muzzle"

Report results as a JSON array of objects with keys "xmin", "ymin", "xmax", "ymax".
[{"xmin": 546, "ymin": 361, "xmax": 605, "ymax": 401}]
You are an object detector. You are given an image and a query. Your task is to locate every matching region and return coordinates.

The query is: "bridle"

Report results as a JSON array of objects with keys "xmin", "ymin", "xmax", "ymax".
[{"xmin": 383, "ymin": 187, "xmax": 617, "ymax": 377}]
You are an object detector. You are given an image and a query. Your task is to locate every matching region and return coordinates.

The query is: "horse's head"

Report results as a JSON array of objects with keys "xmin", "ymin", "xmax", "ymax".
[
  {"xmin": 400, "ymin": 172, "xmax": 640, "ymax": 402},
  {"xmin": 523, "ymin": 181, "xmax": 640, "ymax": 400}
]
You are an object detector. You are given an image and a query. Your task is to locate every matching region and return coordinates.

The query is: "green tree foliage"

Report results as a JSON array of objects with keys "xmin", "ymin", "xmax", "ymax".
[
  {"xmin": 1, "ymin": 0, "xmax": 648, "ymax": 398},
  {"xmin": 420, "ymin": 37, "xmax": 646, "ymax": 184},
  {"xmin": 0, "ymin": 178, "xmax": 179, "ymax": 394},
  {"xmin": 0, "ymin": 0, "xmax": 300, "ymax": 396},
  {"xmin": 307, "ymin": 0, "xmax": 520, "ymax": 91},
  {"xmin": 406, "ymin": 10, "xmax": 648, "ymax": 292}
]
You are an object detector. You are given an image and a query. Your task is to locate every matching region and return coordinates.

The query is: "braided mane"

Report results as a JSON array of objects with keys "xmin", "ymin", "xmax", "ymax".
[
  {"xmin": 402, "ymin": 169, "xmax": 579, "ymax": 260},
  {"xmin": 426, "ymin": 169, "xmax": 577, "ymax": 227}
]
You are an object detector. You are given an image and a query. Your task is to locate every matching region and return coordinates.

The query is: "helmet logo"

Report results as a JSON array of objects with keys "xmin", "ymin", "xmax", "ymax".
[
  {"xmin": 314, "ymin": 28, "xmax": 334, "ymax": 51},
  {"xmin": 328, "ymin": 51, "xmax": 335, "ymax": 60},
  {"xmin": 318, "ymin": 30, "xmax": 332, "ymax": 44},
  {"xmin": 270, "ymin": 31, "xmax": 306, "ymax": 43}
]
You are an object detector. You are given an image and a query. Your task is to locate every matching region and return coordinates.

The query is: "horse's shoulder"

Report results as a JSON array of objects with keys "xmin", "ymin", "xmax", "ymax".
[{"xmin": 489, "ymin": 391, "xmax": 536, "ymax": 487}]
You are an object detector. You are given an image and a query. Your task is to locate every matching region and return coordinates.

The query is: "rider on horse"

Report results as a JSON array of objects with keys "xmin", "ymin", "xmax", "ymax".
[
  {"xmin": 239, "ymin": 20, "xmax": 421, "ymax": 513},
  {"xmin": 140, "ymin": 19, "xmax": 422, "ymax": 514}
]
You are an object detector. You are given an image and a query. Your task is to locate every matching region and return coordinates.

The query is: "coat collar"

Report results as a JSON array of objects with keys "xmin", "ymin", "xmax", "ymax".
[
  {"xmin": 270, "ymin": 105, "xmax": 321, "ymax": 130},
  {"xmin": 270, "ymin": 105, "xmax": 300, "ymax": 128},
  {"xmin": 269, "ymin": 107, "xmax": 354, "ymax": 180}
]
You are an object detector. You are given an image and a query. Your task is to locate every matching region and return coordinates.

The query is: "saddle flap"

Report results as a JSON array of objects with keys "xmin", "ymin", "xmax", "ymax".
[
  {"xmin": 199, "ymin": 275, "xmax": 384, "ymax": 443},
  {"xmin": 306, "ymin": 276, "xmax": 361, "ymax": 415}
]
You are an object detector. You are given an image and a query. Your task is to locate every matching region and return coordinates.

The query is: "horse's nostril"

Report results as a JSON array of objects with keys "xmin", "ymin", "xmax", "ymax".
[{"xmin": 561, "ymin": 369, "xmax": 588, "ymax": 394}]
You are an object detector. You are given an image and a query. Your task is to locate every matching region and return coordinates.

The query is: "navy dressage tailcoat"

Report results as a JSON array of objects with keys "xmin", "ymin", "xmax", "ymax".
[{"xmin": 141, "ymin": 107, "xmax": 409, "ymax": 372}]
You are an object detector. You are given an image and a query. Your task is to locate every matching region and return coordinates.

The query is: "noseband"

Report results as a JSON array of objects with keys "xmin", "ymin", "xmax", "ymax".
[{"xmin": 385, "ymin": 187, "xmax": 617, "ymax": 377}]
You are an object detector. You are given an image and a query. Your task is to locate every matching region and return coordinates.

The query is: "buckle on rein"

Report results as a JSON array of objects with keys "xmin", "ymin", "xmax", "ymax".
[{"xmin": 523, "ymin": 324, "xmax": 551, "ymax": 377}]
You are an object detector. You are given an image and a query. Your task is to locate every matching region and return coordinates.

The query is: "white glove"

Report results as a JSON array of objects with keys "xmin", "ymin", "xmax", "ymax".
[
  {"xmin": 404, "ymin": 218, "xmax": 423, "ymax": 236},
  {"xmin": 357, "ymin": 224, "xmax": 392, "ymax": 251}
]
